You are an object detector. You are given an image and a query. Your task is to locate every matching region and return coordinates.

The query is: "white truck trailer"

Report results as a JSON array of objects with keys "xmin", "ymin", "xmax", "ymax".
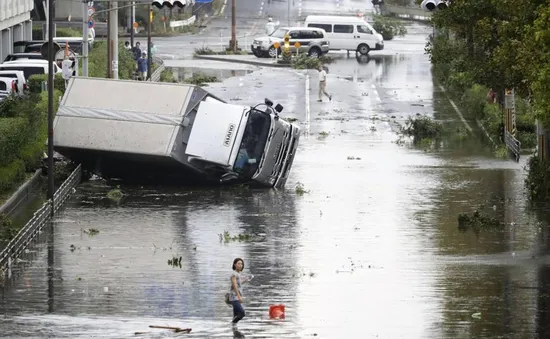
[{"xmin": 52, "ymin": 77, "xmax": 300, "ymax": 188}]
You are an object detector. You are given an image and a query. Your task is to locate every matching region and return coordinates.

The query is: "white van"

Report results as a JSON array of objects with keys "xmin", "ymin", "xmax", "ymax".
[{"xmin": 304, "ymin": 15, "xmax": 384, "ymax": 55}]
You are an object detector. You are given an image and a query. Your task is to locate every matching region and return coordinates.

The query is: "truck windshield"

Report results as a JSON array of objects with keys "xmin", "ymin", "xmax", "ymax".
[{"xmin": 233, "ymin": 109, "xmax": 271, "ymax": 178}]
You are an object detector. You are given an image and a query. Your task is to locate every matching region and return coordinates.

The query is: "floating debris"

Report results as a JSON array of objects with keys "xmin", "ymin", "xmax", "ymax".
[{"xmin": 458, "ymin": 210, "xmax": 503, "ymax": 233}]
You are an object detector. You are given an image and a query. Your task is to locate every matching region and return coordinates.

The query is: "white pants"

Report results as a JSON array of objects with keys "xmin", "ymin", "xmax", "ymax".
[{"xmin": 318, "ymin": 81, "xmax": 330, "ymax": 100}]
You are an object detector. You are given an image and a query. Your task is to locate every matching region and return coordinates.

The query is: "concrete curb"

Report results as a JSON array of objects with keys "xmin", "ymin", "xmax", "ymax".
[
  {"xmin": 0, "ymin": 169, "xmax": 43, "ymax": 218},
  {"xmin": 194, "ymin": 55, "xmax": 291, "ymax": 68}
]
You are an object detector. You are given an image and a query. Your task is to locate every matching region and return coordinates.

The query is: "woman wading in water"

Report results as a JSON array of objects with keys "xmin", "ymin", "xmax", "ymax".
[{"xmin": 229, "ymin": 258, "xmax": 253, "ymax": 324}]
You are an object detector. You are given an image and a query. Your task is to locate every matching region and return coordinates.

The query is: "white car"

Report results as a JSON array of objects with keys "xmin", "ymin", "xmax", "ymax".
[
  {"xmin": 0, "ymin": 77, "xmax": 20, "ymax": 100},
  {"xmin": 0, "ymin": 60, "xmax": 61, "ymax": 80},
  {"xmin": 0, "ymin": 70, "xmax": 27, "ymax": 93}
]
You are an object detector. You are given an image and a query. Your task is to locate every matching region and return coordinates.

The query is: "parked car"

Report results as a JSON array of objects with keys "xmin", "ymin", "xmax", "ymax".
[
  {"xmin": 0, "ymin": 77, "xmax": 20, "ymax": 100},
  {"xmin": 251, "ymin": 27, "xmax": 330, "ymax": 58},
  {"xmin": 304, "ymin": 15, "xmax": 384, "ymax": 55},
  {"xmin": 4, "ymin": 53, "xmax": 44, "ymax": 62},
  {"xmin": 0, "ymin": 60, "xmax": 61, "ymax": 80},
  {"xmin": 0, "ymin": 70, "xmax": 28, "ymax": 93}
]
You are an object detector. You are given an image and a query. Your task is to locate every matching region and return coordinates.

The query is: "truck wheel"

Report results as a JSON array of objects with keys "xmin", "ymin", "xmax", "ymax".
[
  {"xmin": 308, "ymin": 47, "xmax": 321, "ymax": 58},
  {"xmin": 268, "ymin": 46, "xmax": 280, "ymax": 58},
  {"xmin": 357, "ymin": 44, "xmax": 370, "ymax": 55}
]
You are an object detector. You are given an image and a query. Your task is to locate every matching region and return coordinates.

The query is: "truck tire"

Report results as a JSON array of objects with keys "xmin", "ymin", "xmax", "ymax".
[{"xmin": 357, "ymin": 44, "xmax": 370, "ymax": 55}]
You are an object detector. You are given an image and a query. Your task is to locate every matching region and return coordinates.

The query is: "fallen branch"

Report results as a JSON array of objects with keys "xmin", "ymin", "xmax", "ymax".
[{"xmin": 148, "ymin": 325, "xmax": 192, "ymax": 333}]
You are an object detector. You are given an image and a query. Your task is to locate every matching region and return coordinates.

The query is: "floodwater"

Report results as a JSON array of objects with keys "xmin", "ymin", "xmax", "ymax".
[{"xmin": 2, "ymin": 23, "xmax": 550, "ymax": 339}]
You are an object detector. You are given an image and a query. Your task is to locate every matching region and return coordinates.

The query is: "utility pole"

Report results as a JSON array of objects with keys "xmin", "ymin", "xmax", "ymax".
[
  {"xmin": 130, "ymin": 1, "xmax": 135, "ymax": 48},
  {"xmin": 147, "ymin": 5, "xmax": 152, "ymax": 80},
  {"xmin": 82, "ymin": 0, "xmax": 89, "ymax": 77},
  {"xmin": 109, "ymin": 1, "xmax": 119, "ymax": 79},
  {"xmin": 107, "ymin": 1, "xmax": 112, "ymax": 78},
  {"xmin": 230, "ymin": 0, "xmax": 237, "ymax": 52},
  {"xmin": 47, "ymin": 0, "xmax": 54, "ymax": 215},
  {"xmin": 288, "ymin": 0, "xmax": 290, "ymax": 26}
]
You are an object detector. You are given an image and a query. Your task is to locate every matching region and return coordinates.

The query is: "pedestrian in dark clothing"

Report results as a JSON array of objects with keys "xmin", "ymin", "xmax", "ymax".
[
  {"xmin": 137, "ymin": 52, "xmax": 148, "ymax": 80},
  {"xmin": 132, "ymin": 42, "xmax": 142, "ymax": 60}
]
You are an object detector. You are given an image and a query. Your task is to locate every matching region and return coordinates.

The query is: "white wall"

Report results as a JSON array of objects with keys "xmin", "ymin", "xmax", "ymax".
[{"xmin": 0, "ymin": 0, "xmax": 34, "ymax": 61}]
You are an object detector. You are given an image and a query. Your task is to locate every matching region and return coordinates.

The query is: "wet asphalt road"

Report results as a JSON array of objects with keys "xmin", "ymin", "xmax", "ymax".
[
  {"xmin": 142, "ymin": 0, "xmax": 375, "ymax": 59},
  {"xmin": 3, "ymin": 3, "xmax": 550, "ymax": 339}
]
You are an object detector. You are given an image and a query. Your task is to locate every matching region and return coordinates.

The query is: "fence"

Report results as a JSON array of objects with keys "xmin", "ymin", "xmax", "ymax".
[{"xmin": 0, "ymin": 164, "xmax": 82, "ymax": 281}]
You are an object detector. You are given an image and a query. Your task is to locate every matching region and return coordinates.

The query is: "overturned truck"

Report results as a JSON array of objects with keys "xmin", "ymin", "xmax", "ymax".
[{"xmin": 53, "ymin": 77, "xmax": 301, "ymax": 188}]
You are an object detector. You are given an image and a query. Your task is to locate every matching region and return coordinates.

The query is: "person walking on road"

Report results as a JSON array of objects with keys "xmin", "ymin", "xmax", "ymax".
[
  {"xmin": 229, "ymin": 258, "xmax": 253, "ymax": 324},
  {"xmin": 317, "ymin": 64, "xmax": 332, "ymax": 102},
  {"xmin": 137, "ymin": 51, "xmax": 148, "ymax": 81}
]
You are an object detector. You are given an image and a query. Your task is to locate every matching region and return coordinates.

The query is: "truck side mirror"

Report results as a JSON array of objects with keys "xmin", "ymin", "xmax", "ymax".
[
  {"xmin": 265, "ymin": 98, "xmax": 274, "ymax": 106},
  {"xmin": 275, "ymin": 103, "xmax": 283, "ymax": 113}
]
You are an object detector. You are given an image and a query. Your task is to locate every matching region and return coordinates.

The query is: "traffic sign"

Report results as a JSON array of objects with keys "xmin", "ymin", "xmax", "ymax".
[
  {"xmin": 87, "ymin": 6, "xmax": 95, "ymax": 17},
  {"xmin": 88, "ymin": 20, "xmax": 95, "ymax": 29}
]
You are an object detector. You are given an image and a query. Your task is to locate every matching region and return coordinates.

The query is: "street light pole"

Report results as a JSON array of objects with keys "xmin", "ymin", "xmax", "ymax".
[
  {"xmin": 130, "ymin": 1, "xmax": 135, "ymax": 48},
  {"xmin": 288, "ymin": 0, "xmax": 290, "ymax": 26},
  {"xmin": 47, "ymin": 0, "xmax": 54, "ymax": 215},
  {"xmin": 147, "ymin": 5, "xmax": 152, "ymax": 80},
  {"xmin": 230, "ymin": 0, "xmax": 237, "ymax": 52},
  {"xmin": 82, "ymin": 0, "xmax": 89, "ymax": 76}
]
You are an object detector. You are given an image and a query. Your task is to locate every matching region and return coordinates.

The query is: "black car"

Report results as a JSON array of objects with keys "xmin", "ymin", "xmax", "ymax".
[{"xmin": 4, "ymin": 53, "xmax": 44, "ymax": 62}]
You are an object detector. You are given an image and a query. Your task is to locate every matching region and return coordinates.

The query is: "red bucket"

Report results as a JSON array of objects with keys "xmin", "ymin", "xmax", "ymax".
[{"xmin": 269, "ymin": 304, "xmax": 285, "ymax": 319}]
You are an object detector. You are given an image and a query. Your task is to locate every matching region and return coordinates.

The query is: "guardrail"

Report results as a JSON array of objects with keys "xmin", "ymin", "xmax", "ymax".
[
  {"xmin": 505, "ymin": 131, "xmax": 521, "ymax": 162},
  {"xmin": 150, "ymin": 56, "xmax": 165, "ymax": 82},
  {"xmin": 0, "ymin": 164, "xmax": 82, "ymax": 282}
]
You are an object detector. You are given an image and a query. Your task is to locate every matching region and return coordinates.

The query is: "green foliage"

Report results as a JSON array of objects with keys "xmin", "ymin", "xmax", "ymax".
[
  {"xmin": 0, "ymin": 118, "xmax": 31, "ymax": 166},
  {"xmin": 194, "ymin": 47, "xmax": 217, "ymax": 55},
  {"xmin": 401, "ymin": 116, "xmax": 443, "ymax": 143},
  {"xmin": 55, "ymin": 27, "xmax": 82, "ymax": 37},
  {"xmin": 27, "ymin": 73, "xmax": 66, "ymax": 94},
  {"xmin": 372, "ymin": 15, "xmax": 407, "ymax": 41},
  {"xmin": 87, "ymin": 41, "xmax": 137, "ymax": 80},
  {"xmin": 0, "ymin": 160, "xmax": 26, "ymax": 192},
  {"xmin": 219, "ymin": 230, "xmax": 252, "ymax": 242},
  {"xmin": 525, "ymin": 156, "xmax": 550, "ymax": 202},
  {"xmin": 183, "ymin": 73, "xmax": 218, "ymax": 86},
  {"xmin": 0, "ymin": 213, "xmax": 18, "ymax": 243},
  {"xmin": 292, "ymin": 54, "xmax": 321, "ymax": 69},
  {"xmin": 159, "ymin": 69, "xmax": 176, "ymax": 83}
]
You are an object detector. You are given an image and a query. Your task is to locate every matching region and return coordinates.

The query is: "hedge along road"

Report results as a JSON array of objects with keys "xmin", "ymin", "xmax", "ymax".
[{"xmin": 2, "ymin": 22, "xmax": 550, "ymax": 339}]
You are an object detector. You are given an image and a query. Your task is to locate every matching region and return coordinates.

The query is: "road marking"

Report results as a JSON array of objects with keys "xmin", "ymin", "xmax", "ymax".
[
  {"xmin": 439, "ymin": 85, "xmax": 473, "ymax": 133},
  {"xmin": 305, "ymin": 71, "xmax": 311, "ymax": 137}
]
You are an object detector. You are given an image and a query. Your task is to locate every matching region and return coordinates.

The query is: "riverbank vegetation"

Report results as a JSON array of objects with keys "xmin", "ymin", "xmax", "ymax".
[{"xmin": 420, "ymin": 0, "xmax": 548, "ymax": 201}]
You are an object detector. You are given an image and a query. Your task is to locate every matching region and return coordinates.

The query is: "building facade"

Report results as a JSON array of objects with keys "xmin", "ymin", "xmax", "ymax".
[{"xmin": 0, "ymin": 0, "xmax": 34, "ymax": 61}]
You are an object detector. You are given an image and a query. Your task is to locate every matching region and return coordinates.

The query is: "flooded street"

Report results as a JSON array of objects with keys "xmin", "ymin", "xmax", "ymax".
[{"xmin": 3, "ymin": 20, "xmax": 550, "ymax": 339}]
